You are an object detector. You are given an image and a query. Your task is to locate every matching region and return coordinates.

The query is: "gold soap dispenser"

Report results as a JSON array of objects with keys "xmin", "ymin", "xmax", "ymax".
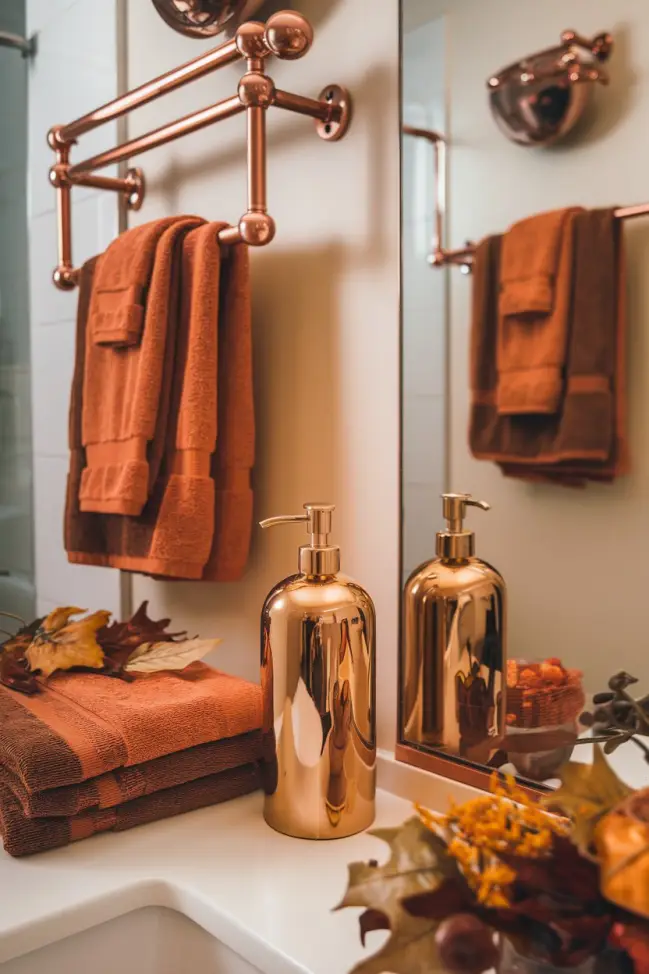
[
  {"xmin": 400, "ymin": 493, "xmax": 506, "ymax": 765},
  {"xmin": 259, "ymin": 503, "xmax": 376, "ymax": 839}
]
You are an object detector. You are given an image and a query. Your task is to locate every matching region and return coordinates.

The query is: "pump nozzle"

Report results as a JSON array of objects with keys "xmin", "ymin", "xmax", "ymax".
[
  {"xmin": 437, "ymin": 493, "xmax": 490, "ymax": 560},
  {"xmin": 260, "ymin": 503, "xmax": 340, "ymax": 575}
]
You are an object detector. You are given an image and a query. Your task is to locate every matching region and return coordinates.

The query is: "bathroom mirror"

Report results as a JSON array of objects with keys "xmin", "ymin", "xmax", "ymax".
[{"xmin": 399, "ymin": 1, "xmax": 648, "ymax": 793}]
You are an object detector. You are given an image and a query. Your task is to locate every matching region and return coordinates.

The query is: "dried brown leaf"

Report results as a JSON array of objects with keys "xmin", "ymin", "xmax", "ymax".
[
  {"xmin": 26, "ymin": 608, "xmax": 109, "ymax": 679},
  {"xmin": 124, "ymin": 637, "xmax": 221, "ymax": 674},
  {"xmin": 98, "ymin": 601, "xmax": 187, "ymax": 669},
  {"xmin": 544, "ymin": 745, "xmax": 631, "ymax": 855},
  {"xmin": 335, "ymin": 817, "xmax": 457, "ymax": 974}
]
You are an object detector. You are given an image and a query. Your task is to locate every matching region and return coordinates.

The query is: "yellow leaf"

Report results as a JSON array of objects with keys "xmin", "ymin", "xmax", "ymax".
[
  {"xmin": 26, "ymin": 609, "xmax": 110, "ymax": 679},
  {"xmin": 124, "ymin": 637, "xmax": 222, "ymax": 674},
  {"xmin": 42, "ymin": 606, "xmax": 87, "ymax": 631},
  {"xmin": 335, "ymin": 817, "xmax": 457, "ymax": 974},
  {"xmin": 544, "ymin": 745, "xmax": 631, "ymax": 855}
]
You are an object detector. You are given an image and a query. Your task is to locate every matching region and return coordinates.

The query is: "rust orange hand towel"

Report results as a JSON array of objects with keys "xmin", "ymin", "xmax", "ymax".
[
  {"xmin": 469, "ymin": 209, "xmax": 627, "ymax": 483},
  {"xmin": 497, "ymin": 207, "xmax": 581, "ymax": 416},
  {"xmin": 79, "ymin": 216, "xmax": 204, "ymax": 517},
  {"xmin": 66, "ymin": 226, "xmax": 255, "ymax": 582},
  {"xmin": 0, "ymin": 763, "xmax": 260, "ymax": 857},
  {"xmin": 0, "ymin": 664, "xmax": 262, "ymax": 793},
  {"xmin": 88, "ymin": 216, "xmax": 185, "ymax": 348}
]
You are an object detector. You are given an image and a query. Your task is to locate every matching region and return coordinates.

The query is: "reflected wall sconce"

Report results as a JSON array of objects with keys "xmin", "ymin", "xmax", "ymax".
[{"xmin": 487, "ymin": 29, "xmax": 613, "ymax": 147}]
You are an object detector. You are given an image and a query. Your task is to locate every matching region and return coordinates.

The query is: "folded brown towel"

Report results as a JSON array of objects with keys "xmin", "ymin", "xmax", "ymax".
[
  {"xmin": 497, "ymin": 207, "xmax": 581, "ymax": 416},
  {"xmin": 79, "ymin": 216, "xmax": 204, "ymax": 517},
  {"xmin": 0, "ymin": 664, "xmax": 262, "ymax": 793},
  {"xmin": 469, "ymin": 209, "xmax": 628, "ymax": 485},
  {"xmin": 3, "ymin": 730, "xmax": 264, "ymax": 818},
  {"xmin": 0, "ymin": 763, "xmax": 260, "ymax": 857},
  {"xmin": 66, "ymin": 228, "xmax": 255, "ymax": 581},
  {"xmin": 88, "ymin": 217, "xmax": 185, "ymax": 348}
]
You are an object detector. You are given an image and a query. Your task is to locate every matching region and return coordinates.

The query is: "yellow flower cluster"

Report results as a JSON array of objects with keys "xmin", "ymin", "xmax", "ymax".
[{"xmin": 418, "ymin": 774, "xmax": 569, "ymax": 909}]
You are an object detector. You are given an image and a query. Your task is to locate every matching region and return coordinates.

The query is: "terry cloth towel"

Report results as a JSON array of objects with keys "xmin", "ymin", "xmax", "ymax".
[
  {"xmin": 79, "ymin": 216, "xmax": 204, "ymax": 517},
  {"xmin": 469, "ymin": 209, "xmax": 628, "ymax": 485},
  {"xmin": 88, "ymin": 217, "xmax": 186, "ymax": 348},
  {"xmin": 66, "ymin": 226, "xmax": 255, "ymax": 581},
  {"xmin": 497, "ymin": 207, "xmax": 581, "ymax": 416},
  {"xmin": 0, "ymin": 763, "xmax": 260, "ymax": 857},
  {"xmin": 3, "ymin": 730, "xmax": 265, "ymax": 819},
  {"xmin": 0, "ymin": 664, "xmax": 262, "ymax": 794}
]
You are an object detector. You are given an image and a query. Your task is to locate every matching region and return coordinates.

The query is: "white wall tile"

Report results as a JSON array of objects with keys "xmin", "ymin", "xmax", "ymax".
[
  {"xmin": 33, "ymin": 455, "xmax": 120, "ymax": 612},
  {"xmin": 28, "ymin": 0, "xmax": 121, "ymax": 616},
  {"xmin": 403, "ymin": 393, "xmax": 445, "ymax": 486},
  {"xmin": 31, "ymin": 321, "xmax": 74, "ymax": 458}
]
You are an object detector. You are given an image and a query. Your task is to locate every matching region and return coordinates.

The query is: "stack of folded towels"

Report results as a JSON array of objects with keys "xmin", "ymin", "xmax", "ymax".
[
  {"xmin": 65, "ymin": 217, "xmax": 255, "ymax": 580},
  {"xmin": 0, "ymin": 663, "xmax": 265, "ymax": 857},
  {"xmin": 469, "ymin": 207, "xmax": 628, "ymax": 485}
]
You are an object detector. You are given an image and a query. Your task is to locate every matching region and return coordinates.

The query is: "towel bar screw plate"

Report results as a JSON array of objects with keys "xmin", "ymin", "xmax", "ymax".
[
  {"xmin": 125, "ymin": 167, "xmax": 145, "ymax": 211},
  {"xmin": 316, "ymin": 85, "xmax": 351, "ymax": 142}
]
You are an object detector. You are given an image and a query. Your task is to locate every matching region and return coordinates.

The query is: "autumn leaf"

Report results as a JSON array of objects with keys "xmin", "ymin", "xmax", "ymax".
[
  {"xmin": 0, "ymin": 617, "xmax": 45, "ymax": 694},
  {"xmin": 98, "ymin": 601, "xmax": 188, "ymax": 669},
  {"xmin": 544, "ymin": 745, "xmax": 631, "ymax": 855},
  {"xmin": 26, "ymin": 608, "xmax": 109, "ymax": 679},
  {"xmin": 124, "ymin": 637, "xmax": 222, "ymax": 673},
  {"xmin": 335, "ymin": 817, "xmax": 457, "ymax": 974}
]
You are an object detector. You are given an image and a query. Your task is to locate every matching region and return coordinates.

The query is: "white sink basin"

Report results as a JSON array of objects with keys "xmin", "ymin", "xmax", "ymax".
[{"xmin": 1, "ymin": 906, "xmax": 263, "ymax": 974}]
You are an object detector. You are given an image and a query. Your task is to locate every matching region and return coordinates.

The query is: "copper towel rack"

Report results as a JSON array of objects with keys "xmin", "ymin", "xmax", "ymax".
[
  {"xmin": 403, "ymin": 124, "xmax": 649, "ymax": 272},
  {"xmin": 48, "ymin": 10, "xmax": 351, "ymax": 290}
]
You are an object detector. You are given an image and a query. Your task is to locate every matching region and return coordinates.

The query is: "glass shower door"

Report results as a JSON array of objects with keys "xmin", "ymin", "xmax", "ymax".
[{"xmin": 0, "ymin": 0, "xmax": 35, "ymax": 623}]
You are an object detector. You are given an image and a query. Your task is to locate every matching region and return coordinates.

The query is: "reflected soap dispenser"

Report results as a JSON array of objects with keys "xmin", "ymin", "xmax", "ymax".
[
  {"xmin": 400, "ymin": 493, "xmax": 506, "ymax": 764},
  {"xmin": 259, "ymin": 503, "xmax": 376, "ymax": 839}
]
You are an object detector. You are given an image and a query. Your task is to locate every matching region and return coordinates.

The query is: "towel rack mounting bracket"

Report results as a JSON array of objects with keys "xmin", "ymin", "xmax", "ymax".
[{"xmin": 47, "ymin": 10, "xmax": 351, "ymax": 289}]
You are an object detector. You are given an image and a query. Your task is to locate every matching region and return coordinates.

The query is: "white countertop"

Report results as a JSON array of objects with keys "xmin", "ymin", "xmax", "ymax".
[{"xmin": 0, "ymin": 787, "xmax": 415, "ymax": 974}]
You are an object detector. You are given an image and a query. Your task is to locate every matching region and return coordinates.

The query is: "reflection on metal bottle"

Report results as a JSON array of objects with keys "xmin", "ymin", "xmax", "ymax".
[
  {"xmin": 401, "ymin": 494, "xmax": 507, "ymax": 765},
  {"xmin": 260, "ymin": 505, "xmax": 376, "ymax": 839}
]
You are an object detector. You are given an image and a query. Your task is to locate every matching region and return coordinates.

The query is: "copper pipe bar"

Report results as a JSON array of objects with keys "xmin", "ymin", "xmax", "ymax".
[
  {"xmin": 68, "ymin": 172, "xmax": 135, "ymax": 193},
  {"xmin": 218, "ymin": 225, "xmax": 243, "ymax": 245},
  {"xmin": 248, "ymin": 105, "xmax": 266, "ymax": 212},
  {"xmin": 58, "ymin": 38, "xmax": 240, "ymax": 144},
  {"xmin": 402, "ymin": 124, "xmax": 445, "ymax": 144},
  {"xmin": 68, "ymin": 95, "xmax": 244, "ymax": 176},
  {"xmin": 614, "ymin": 203, "xmax": 649, "ymax": 219},
  {"xmin": 274, "ymin": 88, "xmax": 339, "ymax": 123}
]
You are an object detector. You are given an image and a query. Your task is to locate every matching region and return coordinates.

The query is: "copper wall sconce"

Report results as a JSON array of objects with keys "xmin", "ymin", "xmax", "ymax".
[
  {"xmin": 487, "ymin": 29, "xmax": 614, "ymax": 147},
  {"xmin": 48, "ymin": 11, "xmax": 351, "ymax": 289},
  {"xmin": 151, "ymin": 0, "xmax": 265, "ymax": 39}
]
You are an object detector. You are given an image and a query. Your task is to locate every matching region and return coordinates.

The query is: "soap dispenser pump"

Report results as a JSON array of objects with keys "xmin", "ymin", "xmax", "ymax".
[
  {"xmin": 259, "ymin": 503, "xmax": 376, "ymax": 839},
  {"xmin": 400, "ymin": 493, "xmax": 507, "ymax": 763}
]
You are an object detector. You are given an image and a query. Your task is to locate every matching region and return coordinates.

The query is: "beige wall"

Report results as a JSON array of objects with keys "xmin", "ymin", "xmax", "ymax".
[
  {"xmin": 424, "ymin": 0, "xmax": 649, "ymax": 690},
  {"xmin": 126, "ymin": 1, "xmax": 400, "ymax": 750}
]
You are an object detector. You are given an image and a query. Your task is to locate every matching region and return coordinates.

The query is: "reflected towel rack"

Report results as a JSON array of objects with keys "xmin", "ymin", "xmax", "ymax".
[
  {"xmin": 48, "ymin": 10, "xmax": 351, "ymax": 290},
  {"xmin": 403, "ymin": 124, "xmax": 649, "ymax": 273}
]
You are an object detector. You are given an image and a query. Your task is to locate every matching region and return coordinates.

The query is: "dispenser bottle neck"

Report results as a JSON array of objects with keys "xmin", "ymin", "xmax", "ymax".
[
  {"xmin": 260, "ymin": 503, "xmax": 341, "ymax": 576},
  {"xmin": 436, "ymin": 493, "xmax": 490, "ymax": 562}
]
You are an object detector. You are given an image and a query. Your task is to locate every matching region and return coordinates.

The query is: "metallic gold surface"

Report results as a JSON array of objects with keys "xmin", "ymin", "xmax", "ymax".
[
  {"xmin": 260, "ymin": 505, "xmax": 376, "ymax": 839},
  {"xmin": 488, "ymin": 29, "xmax": 613, "ymax": 147},
  {"xmin": 151, "ymin": 0, "xmax": 265, "ymax": 39},
  {"xmin": 400, "ymin": 495, "xmax": 506, "ymax": 764}
]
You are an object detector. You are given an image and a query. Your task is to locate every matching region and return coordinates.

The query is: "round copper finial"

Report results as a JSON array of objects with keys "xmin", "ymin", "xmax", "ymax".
[
  {"xmin": 264, "ymin": 11, "xmax": 313, "ymax": 60},
  {"xmin": 235, "ymin": 21, "xmax": 268, "ymax": 60},
  {"xmin": 52, "ymin": 267, "xmax": 76, "ymax": 291},
  {"xmin": 238, "ymin": 211, "xmax": 276, "ymax": 246},
  {"xmin": 238, "ymin": 72, "xmax": 275, "ymax": 107}
]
